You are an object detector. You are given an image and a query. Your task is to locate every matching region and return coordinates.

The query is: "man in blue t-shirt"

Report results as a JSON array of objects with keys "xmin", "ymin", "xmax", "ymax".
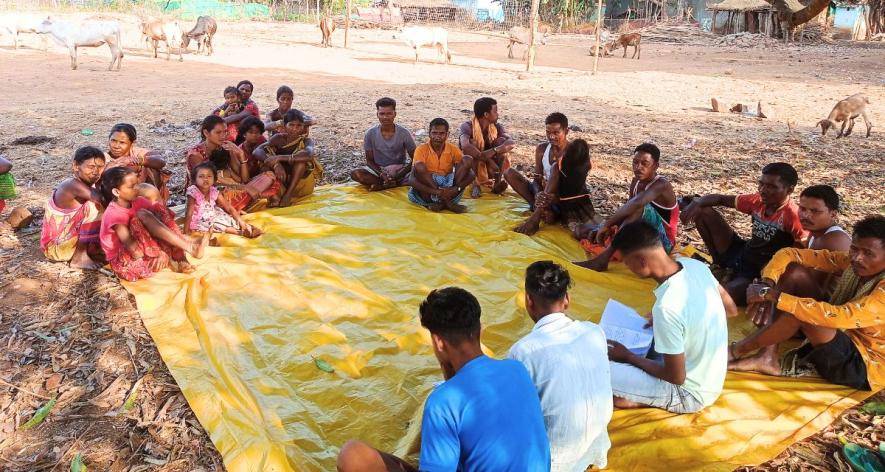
[{"xmin": 337, "ymin": 287, "xmax": 551, "ymax": 472}]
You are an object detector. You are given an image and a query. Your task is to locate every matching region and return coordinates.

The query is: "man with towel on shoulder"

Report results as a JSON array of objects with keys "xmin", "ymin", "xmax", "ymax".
[{"xmin": 459, "ymin": 97, "xmax": 516, "ymax": 198}]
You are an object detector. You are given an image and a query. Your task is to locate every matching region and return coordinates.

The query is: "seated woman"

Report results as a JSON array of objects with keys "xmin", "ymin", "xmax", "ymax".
[
  {"xmin": 105, "ymin": 123, "xmax": 171, "ymax": 203},
  {"xmin": 728, "ymin": 215, "xmax": 885, "ymax": 391},
  {"xmin": 575, "ymin": 143, "xmax": 678, "ymax": 272},
  {"xmin": 98, "ymin": 167, "xmax": 210, "ymax": 282},
  {"xmin": 253, "ymin": 109, "xmax": 323, "ymax": 207},
  {"xmin": 187, "ymin": 116, "xmax": 279, "ymax": 211},
  {"xmin": 514, "ymin": 139, "xmax": 597, "ymax": 235}
]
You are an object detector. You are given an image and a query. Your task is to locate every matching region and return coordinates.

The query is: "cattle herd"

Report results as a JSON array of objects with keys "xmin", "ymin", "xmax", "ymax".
[{"xmin": 0, "ymin": 11, "xmax": 647, "ymax": 71}]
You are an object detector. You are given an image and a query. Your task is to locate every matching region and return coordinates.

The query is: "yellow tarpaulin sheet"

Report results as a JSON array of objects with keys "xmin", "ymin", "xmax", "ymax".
[{"xmin": 122, "ymin": 185, "xmax": 874, "ymax": 471}]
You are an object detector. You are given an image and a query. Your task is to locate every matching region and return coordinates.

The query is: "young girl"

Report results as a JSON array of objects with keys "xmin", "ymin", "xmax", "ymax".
[
  {"xmin": 213, "ymin": 86, "xmax": 246, "ymax": 142},
  {"xmin": 98, "ymin": 167, "xmax": 210, "ymax": 281},
  {"xmin": 185, "ymin": 162, "xmax": 262, "ymax": 238},
  {"xmin": 264, "ymin": 85, "xmax": 293, "ymax": 135},
  {"xmin": 0, "ymin": 156, "xmax": 14, "ymax": 216}
]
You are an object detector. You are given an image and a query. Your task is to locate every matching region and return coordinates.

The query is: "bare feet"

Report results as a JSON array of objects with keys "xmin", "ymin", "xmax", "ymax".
[
  {"xmin": 243, "ymin": 224, "xmax": 263, "ymax": 238},
  {"xmin": 515, "ymin": 219, "xmax": 540, "ymax": 235},
  {"xmin": 428, "ymin": 203, "xmax": 444, "ymax": 212},
  {"xmin": 69, "ymin": 248, "xmax": 103, "ymax": 270},
  {"xmin": 190, "ymin": 228, "xmax": 213, "ymax": 259},
  {"xmin": 444, "ymin": 200, "xmax": 467, "ymax": 214},
  {"xmin": 267, "ymin": 196, "xmax": 280, "ymax": 208},
  {"xmin": 728, "ymin": 350, "xmax": 782, "ymax": 376},
  {"xmin": 491, "ymin": 179, "xmax": 508, "ymax": 194},
  {"xmin": 470, "ymin": 184, "xmax": 482, "ymax": 199},
  {"xmin": 176, "ymin": 261, "xmax": 196, "ymax": 274}
]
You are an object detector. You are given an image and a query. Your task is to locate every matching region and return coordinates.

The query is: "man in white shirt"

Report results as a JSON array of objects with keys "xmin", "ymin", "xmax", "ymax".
[
  {"xmin": 606, "ymin": 220, "xmax": 737, "ymax": 413},
  {"xmin": 509, "ymin": 261, "xmax": 613, "ymax": 471}
]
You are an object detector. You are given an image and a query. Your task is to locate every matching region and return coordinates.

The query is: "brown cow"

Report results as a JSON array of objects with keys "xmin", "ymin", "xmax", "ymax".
[
  {"xmin": 320, "ymin": 15, "xmax": 335, "ymax": 48},
  {"xmin": 183, "ymin": 15, "xmax": 217, "ymax": 55},
  {"xmin": 140, "ymin": 18, "xmax": 183, "ymax": 62},
  {"xmin": 604, "ymin": 32, "xmax": 641, "ymax": 59}
]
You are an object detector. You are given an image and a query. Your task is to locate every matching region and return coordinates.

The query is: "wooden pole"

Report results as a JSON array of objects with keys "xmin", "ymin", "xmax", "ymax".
[
  {"xmin": 345, "ymin": 0, "xmax": 352, "ymax": 48},
  {"xmin": 592, "ymin": 0, "xmax": 603, "ymax": 74},
  {"xmin": 316, "ymin": 0, "xmax": 320, "ymax": 25},
  {"xmin": 526, "ymin": 0, "xmax": 541, "ymax": 72}
]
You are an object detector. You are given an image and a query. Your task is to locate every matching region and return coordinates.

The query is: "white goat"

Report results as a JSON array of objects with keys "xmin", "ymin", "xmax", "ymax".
[
  {"xmin": 397, "ymin": 26, "xmax": 451, "ymax": 64},
  {"xmin": 0, "ymin": 13, "xmax": 49, "ymax": 50},
  {"xmin": 36, "ymin": 18, "xmax": 123, "ymax": 71},
  {"xmin": 818, "ymin": 94, "xmax": 873, "ymax": 138}
]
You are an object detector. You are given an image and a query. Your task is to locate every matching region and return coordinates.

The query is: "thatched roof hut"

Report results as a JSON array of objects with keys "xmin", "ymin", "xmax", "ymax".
[{"xmin": 709, "ymin": 0, "xmax": 779, "ymax": 34}]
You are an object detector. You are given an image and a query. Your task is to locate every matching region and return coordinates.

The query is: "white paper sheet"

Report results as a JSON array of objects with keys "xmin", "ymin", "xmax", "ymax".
[{"xmin": 600, "ymin": 299, "xmax": 654, "ymax": 357}]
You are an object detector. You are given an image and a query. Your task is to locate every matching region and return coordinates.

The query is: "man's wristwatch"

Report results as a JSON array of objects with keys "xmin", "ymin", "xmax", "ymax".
[{"xmin": 759, "ymin": 286, "xmax": 771, "ymax": 299}]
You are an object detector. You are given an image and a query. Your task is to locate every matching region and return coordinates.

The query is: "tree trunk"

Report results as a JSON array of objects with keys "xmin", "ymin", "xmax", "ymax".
[{"xmin": 527, "ymin": 0, "xmax": 541, "ymax": 71}]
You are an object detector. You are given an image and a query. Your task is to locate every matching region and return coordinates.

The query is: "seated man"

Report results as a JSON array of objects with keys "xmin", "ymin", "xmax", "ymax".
[
  {"xmin": 253, "ymin": 109, "xmax": 322, "ymax": 207},
  {"xmin": 509, "ymin": 261, "xmax": 613, "ymax": 471},
  {"xmin": 408, "ymin": 118, "xmax": 475, "ymax": 213},
  {"xmin": 514, "ymin": 139, "xmax": 596, "ymax": 235},
  {"xmin": 337, "ymin": 287, "xmax": 551, "ymax": 472},
  {"xmin": 575, "ymin": 143, "xmax": 678, "ymax": 272},
  {"xmin": 40, "ymin": 146, "xmax": 106, "ymax": 269},
  {"xmin": 728, "ymin": 215, "xmax": 884, "ymax": 391},
  {"xmin": 505, "ymin": 112, "xmax": 569, "ymax": 210},
  {"xmin": 459, "ymin": 97, "xmax": 515, "ymax": 198},
  {"xmin": 799, "ymin": 184, "xmax": 851, "ymax": 252},
  {"xmin": 607, "ymin": 220, "xmax": 737, "ymax": 413},
  {"xmin": 351, "ymin": 97, "xmax": 417, "ymax": 191},
  {"xmin": 680, "ymin": 162, "xmax": 807, "ymax": 305}
]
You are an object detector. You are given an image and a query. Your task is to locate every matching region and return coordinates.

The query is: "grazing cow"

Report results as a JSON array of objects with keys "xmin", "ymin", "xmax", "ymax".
[
  {"xmin": 182, "ymin": 15, "xmax": 216, "ymax": 55},
  {"xmin": 319, "ymin": 15, "xmax": 335, "ymax": 47},
  {"xmin": 0, "ymin": 13, "xmax": 50, "ymax": 50},
  {"xmin": 397, "ymin": 26, "xmax": 451, "ymax": 64},
  {"xmin": 35, "ymin": 18, "xmax": 123, "ymax": 71},
  {"xmin": 603, "ymin": 32, "xmax": 641, "ymax": 59},
  {"xmin": 506, "ymin": 25, "xmax": 551, "ymax": 60},
  {"xmin": 141, "ymin": 18, "xmax": 184, "ymax": 62}
]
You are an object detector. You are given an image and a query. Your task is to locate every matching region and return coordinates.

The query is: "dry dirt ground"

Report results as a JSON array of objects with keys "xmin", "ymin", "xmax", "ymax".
[{"xmin": 0, "ymin": 15, "xmax": 883, "ymax": 471}]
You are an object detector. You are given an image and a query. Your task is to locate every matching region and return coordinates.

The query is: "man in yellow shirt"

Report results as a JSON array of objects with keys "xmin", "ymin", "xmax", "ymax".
[
  {"xmin": 408, "ymin": 118, "xmax": 475, "ymax": 213},
  {"xmin": 729, "ymin": 215, "xmax": 885, "ymax": 390}
]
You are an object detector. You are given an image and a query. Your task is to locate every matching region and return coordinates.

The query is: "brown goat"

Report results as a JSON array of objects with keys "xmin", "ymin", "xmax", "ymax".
[
  {"xmin": 818, "ymin": 94, "xmax": 873, "ymax": 138},
  {"xmin": 320, "ymin": 16, "xmax": 335, "ymax": 48},
  {"xmin": 604, "ymin": 32, "xmax": 641, "ymax": 59}
]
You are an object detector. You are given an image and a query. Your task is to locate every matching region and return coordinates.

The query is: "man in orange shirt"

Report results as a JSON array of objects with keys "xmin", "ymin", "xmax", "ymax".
[
  {"xmin": 408, "ymin": 118, "xmax": 475, "ymax": 213},
  {"xmin": 729, "ymin": 215, "xmax": 885, "ymax": 391}
]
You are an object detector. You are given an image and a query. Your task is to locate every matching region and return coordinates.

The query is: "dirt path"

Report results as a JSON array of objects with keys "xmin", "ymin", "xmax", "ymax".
[{"xmin": 0, "ymin": 17, "xmax": 883, "ymax": 471}]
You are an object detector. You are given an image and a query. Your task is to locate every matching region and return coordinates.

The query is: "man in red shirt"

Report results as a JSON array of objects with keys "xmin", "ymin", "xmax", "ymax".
[{"xmin": 680, "ymin": 162, "xmax": 807, "ymax": 305}]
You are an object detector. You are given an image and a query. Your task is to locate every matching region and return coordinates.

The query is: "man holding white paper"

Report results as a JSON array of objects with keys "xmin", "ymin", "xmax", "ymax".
[
  {"xmin": 509, "ymin": 261, "xmax": 613, "ymax": 471},
  {"xmin": 606, "ymin": 221, "xmax": 737, "ymax": 414}
]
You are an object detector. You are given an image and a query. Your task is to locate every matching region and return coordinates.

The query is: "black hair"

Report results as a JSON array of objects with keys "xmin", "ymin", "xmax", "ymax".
[
  {"xmin": 853, "ymin": 215, "xmax": 885, "ymax": 244},
  {"xmin": 208, "ymin": 148, "xmax": 230, "ymax": 171},
  {"xmin": 429, "ymin": 117, "xmax": 449, "ymax": 132},
  {"xmin": 473, "ymin": 97, "xmax": 497, "ymax": 118},
  {"xmin": 525, "ymin": 261, "xmax": 571, "ymax": 305},
  {"xmin": 376, "ymin": 97, "xmax": 396, "ymax": 109},
  {"xmin": 223, "ymin": 86, "xmax": 240, "ymax": 97},
  {"xmin": 191, "ymin": 161, "xmax": 218, "ymax": 183},
  {"xmin": 544, "ymin": 112, "xmax": 568, "ymax": 130},
  {"xmin": 73, "ymin": 146, "xmax": 106, "ymax": 164},
  {"xmin": 109, "ymin": 123, "xmax": 137, "ymax": 142},
  {"xmin": 800, "ymin": 185, "xmax": 840, "ymax": 211},
  {"xmin": 200, "ymin": 115, "xmax": 225, "ymax": 140},
  {"xmin": 634, "ymin": 143, "xmax": 661, "ymax": 163},
  {"xmin": 237, "ymin": 80, "xmax": 254, "ymax": 91},
  {"xmin": 276, "ymin": 85, "xmax": 293, "ymax": 99},
  {"xmin": 610, "ymin": 220, "xmax": 663, "ymax": 256},
  {"xmin": 236, "ymin": 116, "xmax": 265, "ymax": 145},
  {"xmin": 98, "ymin": 166, "xmax": 136, "ymax": 207},
  {"xmin": 561, "ymin": 139, "xmax": 591, "ymax": 172},
  {"xmin": 284, "ymin": 109, "xmax": 307, "ymax": 124},
  {"xmin": 762, "ymin": 162, "xmax": 799, "ymax": 188},
  {"xmin": 419, "ymin": 287, "xmax": 481, "ymax": 345}
]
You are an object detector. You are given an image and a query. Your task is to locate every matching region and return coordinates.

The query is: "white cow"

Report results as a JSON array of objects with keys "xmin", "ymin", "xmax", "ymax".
[
  {"xmin": 0, "ymin": 13, "xmax": 50, "ymax": 50},
  {"xmin": 36, "ymin": 19, "xmax": 123, "ymax": 71},
  {"xmin": 398, "ymin": 26, "xmax": 451, "ymax": 64},
  {"xmin": 141, "ymin": 17, "xmax": 184, "ymax": 62}
]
